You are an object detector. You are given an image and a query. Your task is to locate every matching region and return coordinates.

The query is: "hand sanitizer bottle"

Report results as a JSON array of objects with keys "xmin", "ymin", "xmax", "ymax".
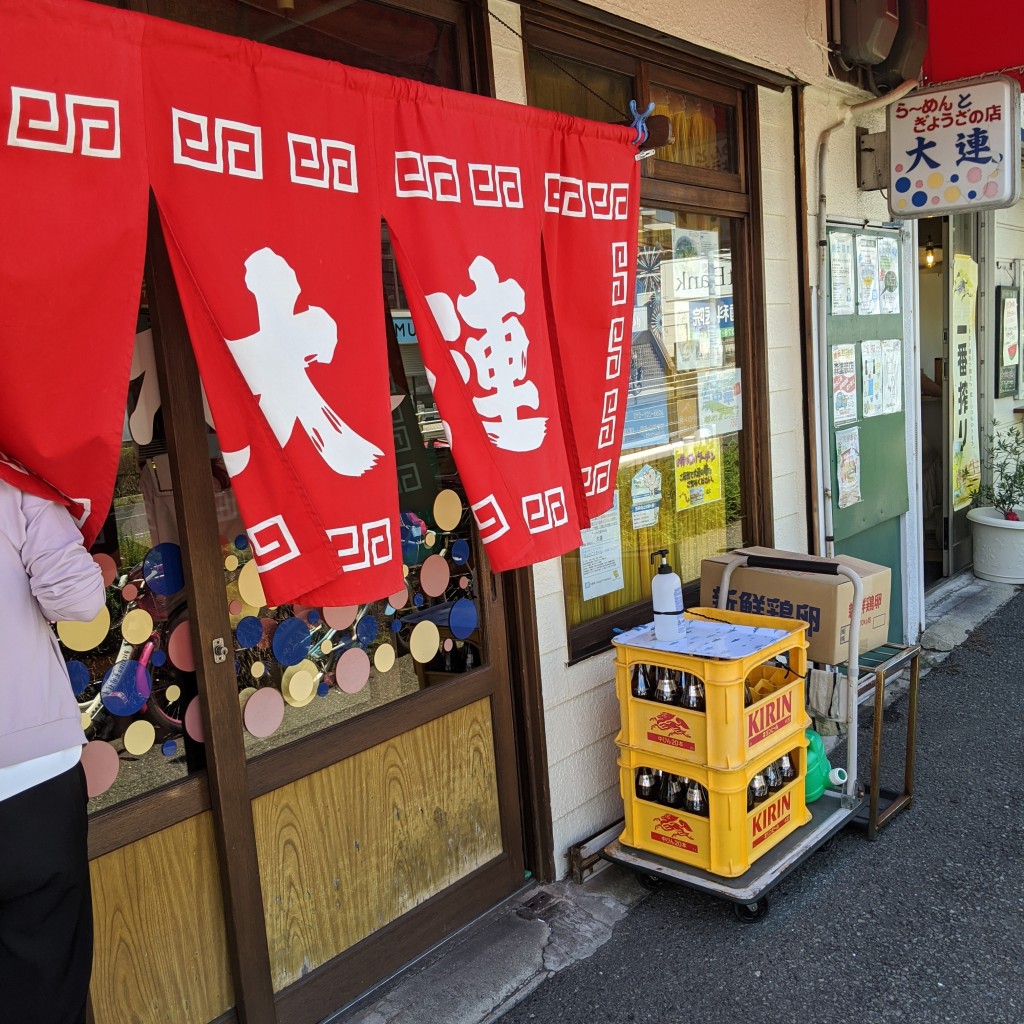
[{"xmin": 650, "ymin": 549, "xmax": 684, "ymax": 642}]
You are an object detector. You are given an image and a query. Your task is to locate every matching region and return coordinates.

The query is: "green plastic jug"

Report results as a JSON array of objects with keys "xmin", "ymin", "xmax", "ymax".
[{"xmin": 804, "ymin": 728, "xmax": 848, "ymax": 802}]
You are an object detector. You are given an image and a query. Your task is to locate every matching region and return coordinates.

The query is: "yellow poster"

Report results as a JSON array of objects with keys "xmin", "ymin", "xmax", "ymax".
[
  {"xmin": 674, "ymin": 438, "xmax": 722, "ymax": 511},
  {"xmin": 950, "ymin": 254, "xmax": 981, "ymax": 510}
]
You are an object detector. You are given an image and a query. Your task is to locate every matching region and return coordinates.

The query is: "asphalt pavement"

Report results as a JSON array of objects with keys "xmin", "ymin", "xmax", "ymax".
[{"xmin": 494, "ymin": 589, "xmax": 1024, "ymax": 1024}]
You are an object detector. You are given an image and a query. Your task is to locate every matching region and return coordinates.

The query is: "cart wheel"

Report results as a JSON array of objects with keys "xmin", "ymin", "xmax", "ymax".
[
  {"xmin": 637, "ymin": 872, "xmax": 664, "ymax": 891},
  {"xmin": 733, "ymin": 899, "xmax": 769, "ymax": 923}
]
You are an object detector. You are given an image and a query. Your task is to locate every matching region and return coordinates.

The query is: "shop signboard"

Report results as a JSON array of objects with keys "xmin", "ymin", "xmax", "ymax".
[{"xmin": 888, "ymin": 76, "xmax": 1021, "ymax": 218}]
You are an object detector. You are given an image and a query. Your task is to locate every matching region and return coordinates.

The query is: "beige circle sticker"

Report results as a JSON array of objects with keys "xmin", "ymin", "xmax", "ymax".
[
  {"xmin": 409, "ymin": 620, "xmax": 441, "ymax": 663},
  {"xmin": 250, "ymin": 661, "xmax": 266, "ymax": 679},
  {"xmin": 282, "ymin": 659, "xmax": 318, "ymax": 707},
  {"xmin": 237, "ymin": 559, "xmax": 267, "ymax": 610},
  {"xmin": 433, "ymin": 489, "xmax": 463, "ymax": 531},
  {"xmin": 224, "ymin": 554, "xmax": 239, "ymax": 572},
  {"xmin": 374, "ymin": 643, "xmax": 396, "ymax": 672},
  {"xmin": 121, "ymin": 608, "xmax": 155, "ymax": 645},
  {"xmin": 164, "ymin": 684, "xmax": 181, "ymax": 703},
  {"xmin": 57, "ymin": 606, "xmax": 111, "ymax": 653},
  {"xmin": 123, "ymin": 720, "xmax": 156, "ymax": 756}
]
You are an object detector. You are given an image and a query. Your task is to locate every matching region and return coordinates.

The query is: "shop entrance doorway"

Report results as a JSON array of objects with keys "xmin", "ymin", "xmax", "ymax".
[{"xmin": 919, "ymin": 213, "xmax": 980, "ymax": 586}]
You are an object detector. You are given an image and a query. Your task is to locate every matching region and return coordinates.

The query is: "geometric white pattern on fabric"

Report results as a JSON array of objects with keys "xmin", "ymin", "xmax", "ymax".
[{"xmin": 8, "ymin": 87, "xmax": 121, "ymax": 158}]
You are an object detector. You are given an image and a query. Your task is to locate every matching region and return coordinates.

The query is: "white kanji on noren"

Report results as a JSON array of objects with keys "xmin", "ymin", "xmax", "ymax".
[
  {"xmin": 223, "ymin": 248, "xmax": 383, "ymax": 476},
  {"xmin": 426, "ymin": 256, "xmax": 546, "ymax": 453}
]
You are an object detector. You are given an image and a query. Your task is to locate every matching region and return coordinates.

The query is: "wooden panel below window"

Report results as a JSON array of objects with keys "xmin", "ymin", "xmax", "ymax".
[
  {"xmin": 89, "ymin": 812, "xmax": 235, "ymax": 1024},
  {"xmin": 253, "ymin": 698, "xmax": 502, "ymax": 992}
]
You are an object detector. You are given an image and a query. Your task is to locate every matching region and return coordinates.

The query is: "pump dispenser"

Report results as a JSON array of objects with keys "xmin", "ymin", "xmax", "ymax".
[{"xmin": 650, "ymin": 549, "xmax": 684, "ymax": 642}]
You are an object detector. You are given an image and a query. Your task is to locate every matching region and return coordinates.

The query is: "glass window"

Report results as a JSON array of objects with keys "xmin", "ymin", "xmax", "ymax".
[
  {"xmin": 58, "ymin": 308, "xmax": 202, "ymax": 812},
  {"xmin": 561, "ymin": 209, "xmax": 748, "ymax": 637},
  {"xmin": 649, "ymin": 82, "xmax": 738, "ymax": 174},
  {"xmin": 526, "ymin": 46, "xmax": 634, "ymax": 123}
]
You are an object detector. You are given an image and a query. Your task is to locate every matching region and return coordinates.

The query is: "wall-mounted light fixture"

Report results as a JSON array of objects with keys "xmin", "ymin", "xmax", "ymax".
[{"xmin": 925, "ymin": 243, "xmax": 935, "ymax": 268}]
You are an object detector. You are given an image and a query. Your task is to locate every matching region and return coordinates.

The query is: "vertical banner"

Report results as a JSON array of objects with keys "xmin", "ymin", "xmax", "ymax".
[
  {"xmin": 0, "ymin": 1, "xmax": 148, "ymax": 542},
  {"xmin": 377, "ymin": 85, "xmax": 636, "ymax": 571},
  {"xmin": 144, "ymin": 21, "xmax": 401, "ymax": 604},
  {"xmin": 951, "ymin": 254, "xmax": 981, "ymax": 509},
  {"xmin": 540, "ymin": 129, "xmax": 640, "ymax": 521}
]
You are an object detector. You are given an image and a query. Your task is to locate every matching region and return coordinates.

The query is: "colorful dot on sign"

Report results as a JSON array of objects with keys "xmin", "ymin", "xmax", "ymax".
[
  {"xmin": 931, "ymin": 196, "xmax": 940, "ymax": 204},
  {"xmin": 945, "ymin": 186, "xmax": 961, "ymax": 203},
  {"xmin": 894, "ymin": 163, "xmax": 904, "ymax": 172},
  {"xmin": 984, "ymin": 181, "xmax": 1000, "ymax": 198},
  {"xmin": 968, "ymin": 191, "xmax": 977, "ymax": 200},
  {"xmin": 951, "ymin": 174, "xmax": 959, "ymax": 183},
  {"xmin": 914, "ymin": 179, "xmax": 923, "ymax": 189},
  {"xmin": 927, "ymin": 171, "xmax": 943, "ymax": 189},
  {"xmin": 911, "ymin": 191, "xmax": 928, "ymax": 208},
  {"xmin": 162, "ymin": 739, "xmax": 177, "ymax": 757},
  {"xmin": 894, "ymin": 176, "xmax": 911, "ymax": 194},
  {"xmin": 897, "ymin": 198, "xmax": 907, "ymax": 209},
  {"xmin": 967, "ymin": 166, "xmax": 983, "ymax": 183}
]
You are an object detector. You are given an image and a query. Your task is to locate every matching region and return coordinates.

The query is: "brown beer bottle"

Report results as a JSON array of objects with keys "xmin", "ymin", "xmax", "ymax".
[
  {"xmin": 680, "ymin": 674, "xmax": 705, "ymax": 712},
  {"xmin": 654, "ymin": 669, "xmax": 680, "ymax": 705},
  {"xmin": 765, "ymin": 760, "xmax": 784, "ymax": 794},
  {"xmin": 747, "ymin": 771, "xmax": 769, "ymax": 811},
  {"xmin": 684, "ymin": 779, "xmax": 709, "ymax": 817},
  {"xmin": 778, "ymin": 752, "xmax": 797, "ymax": 785},
  {"xmin": 631, "ymin": 664, "xmax": 656, "ymax": 701},
  {"xmin": 660, "ymin": 772, "xmax": 687, "ymax": 808},
  {"xmin": 635, "ymin": 766, "xmax": 659, "ymax": 802}
]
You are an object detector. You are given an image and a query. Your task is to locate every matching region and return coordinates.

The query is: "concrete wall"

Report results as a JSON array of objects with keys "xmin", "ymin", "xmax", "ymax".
[{"xmin": 486, "ymin": 0, "xmax": 890, "ymax": 877}]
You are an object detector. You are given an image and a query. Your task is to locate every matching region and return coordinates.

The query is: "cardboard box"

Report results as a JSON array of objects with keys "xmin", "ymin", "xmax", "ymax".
[{"xmin": 699, "ymin": 546, "xmax": 892, "ymax": 665}]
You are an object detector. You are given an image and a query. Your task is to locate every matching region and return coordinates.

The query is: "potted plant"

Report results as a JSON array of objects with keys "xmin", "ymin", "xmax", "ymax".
[{"xmin": 967, "ymin": 422, "xmax": 1024, "ymax": 583}]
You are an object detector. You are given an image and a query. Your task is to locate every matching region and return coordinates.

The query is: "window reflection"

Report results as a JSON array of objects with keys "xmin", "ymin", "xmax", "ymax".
[
  {"xmin": 563, "ymin": 208, "xmax": 747, "ymax": 634},
  {"xmin": 650, "ymin": 82, "xmax": 737, "ymax": 174}
]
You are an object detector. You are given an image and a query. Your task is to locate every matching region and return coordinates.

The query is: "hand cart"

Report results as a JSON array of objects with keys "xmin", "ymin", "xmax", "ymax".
[{"xmin": 600, "ymin": 552, "xmax": 920, "ymax": 921}]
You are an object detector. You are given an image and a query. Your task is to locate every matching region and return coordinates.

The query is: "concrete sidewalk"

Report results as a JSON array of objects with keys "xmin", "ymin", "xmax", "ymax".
[{"xmin": 333, "ymin": 574, "xmax": 1021, "ymax": 1024}]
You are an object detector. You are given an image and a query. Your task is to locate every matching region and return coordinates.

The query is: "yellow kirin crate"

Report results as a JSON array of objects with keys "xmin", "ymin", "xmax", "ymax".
[
  {"xmin": 613, "ymin": 608, "xmax": 809, "ymax": 770},
  {"xmin": 616, "ymin": 731, "xmax": 811, "ymax": 878}
]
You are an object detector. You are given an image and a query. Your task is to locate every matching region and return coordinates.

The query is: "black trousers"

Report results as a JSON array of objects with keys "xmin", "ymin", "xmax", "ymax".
[{"xmin": 0, "ymin": 764, "xmax": 92, "ymax": 1024}]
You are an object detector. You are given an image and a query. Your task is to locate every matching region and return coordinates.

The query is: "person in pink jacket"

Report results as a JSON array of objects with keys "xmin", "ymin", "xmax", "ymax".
[{"xmin": 0, "ymin": 477, "xmax": 105, "ymax": 1024}]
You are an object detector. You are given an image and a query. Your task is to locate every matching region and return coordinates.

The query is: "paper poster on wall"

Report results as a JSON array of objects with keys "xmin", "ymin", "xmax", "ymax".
[
  {"xmin": 831, "ymin": 344, "xmax": 858, "ymax": 424},
  {"xmin": 951, "ymin": 255, "xmax": 982, "ymax": 510},
  {"xmin": 622, "ymin": 333, "xmax": 670, "ymax": 452},
  {"xmin": 861, "ymin": 340, "xmax": 883, "ymax": 417},
  {"xmin": 674, "ymin": 439, "xmax": 722, "ymax": 511},
  {"xmin": 1002, "ymin": 292, "xmax": 1019, "ymax": 367},
  {"xmin": 877, "ymin": 236, "xmax": 901, "ymax": 315},
  {"xmin": 697, "ymin": 367, "xmax": 743, "ymax": 435},
  {"xmin": 835, "ymin": 427, "xmax": 862, "ymax": 508},
  {"xmin": 856, "ymin": 235, "xmax": 880, "ymax": 315},
  {"xmin": 881, "ymin": 339, "xmax": 903, "ymax": 414},
  {"xmin": 829, "ymin": 232, "xmax": 855, "ymax": 316},
  {"xmin": 579, "ymin": 491, "xmax": 625, "ymax": 602},
  {"xmin": 630, "ymin": 463, "xmax": 663, "ymax": 530}
]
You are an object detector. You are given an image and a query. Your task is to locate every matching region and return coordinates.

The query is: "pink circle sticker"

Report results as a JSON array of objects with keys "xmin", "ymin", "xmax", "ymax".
[
  {"xmin": 228, "ymin": 599, "xmax": 243, "ymax": 615},
  {"xmin": 184, "ymin": 696, "xmax": 205, "ymax": 743},
  {"xmin": 81, "ymin": 740, "xmax": 119, "ymax": 798},
  {"xmin": 93, "ymin": 553, "xmax": 117, "ymax": 588},
  {"xmin": 244, "ymin": 687, "xmax": 285, "ymax": 738},
  {"xmin": 443, "ymin": 638, "xmax": 453, "ymax": 652},
  {"xmin": 388, "ymin": 586, "xmax": 408, "ymax": 610},
  {"xmin": 167, "ymin": 620, "xmax": 195, "ymax": 672},
  {"xmin": 336, "ymin": 647, "xmax": 371, "ymax": 693},
  {"xmin": 322, "ymin": 606, "xmax": 358, "ymax": 630},
  {"xmin": 420, "ymin": 554, "xmax": 451, "ymax": 598},
  {"xmin": 122, "ymin": 583, "xmax": 138, "ymax": 602},
  {"xmin": 459, "ymin": 576, "xmax": 469, "ymax": 589}
]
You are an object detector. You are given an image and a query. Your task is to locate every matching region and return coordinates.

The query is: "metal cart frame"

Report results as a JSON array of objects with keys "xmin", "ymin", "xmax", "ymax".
[{"xmin": 600, "ymin": 552, "xmax": 920, "ymax": 920}]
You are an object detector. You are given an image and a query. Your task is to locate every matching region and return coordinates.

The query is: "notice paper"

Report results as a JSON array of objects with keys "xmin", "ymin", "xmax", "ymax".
[
  {"xmin": 613, "ymin": 619, "xmax": 791, "ymax": 660},
  {"xmin": 829, "ymin": 232, "xmax": 855, "ymax": 316},
  {"xmin": 836, "ymin": 426, "xmax": 862, "ymax": 508},
  {"xmin": 579, "ymin": 491, "xmax": 624, "ymax": 601},
  {"xmin": 857, "ymin": 234, "xmax": 880, "ymax": 315},
  {"xmin": 861, "ymin": 340, "xmax": 882, "ymax": 418},
  {"xmin": 877, "ymin": 236, "xmax": 900, "ymax": 315},
  {"xmin": 831, "ymin": 344, "xmax": 858, "ymax": 424}
]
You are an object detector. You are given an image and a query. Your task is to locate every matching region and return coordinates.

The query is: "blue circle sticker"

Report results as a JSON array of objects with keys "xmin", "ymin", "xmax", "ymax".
[
  {"xmin": 448, "ymin": 598, "xmax": 478, "ymax": 640},
  {"xmin": 271, "ymin": 617, "xmax": 310, "ymax": 666},
  {"xmin": 236, "ymin": 615, "xmax": 264, "ymax": 650},
  {"xmin": 162, "ymin": 739, "xmax": 178, "ymax": 757},
  {"xmin": 101, "ymin": 660, "xmax": 152, "ymax": 716},
  {"xmin": 451, "ymin": 539, "xmax": 470, "ymax": 565},
  {"xmin": 234, "ymin": 534, "xmax": 250, "ymax": 550},
  {"xmin": 143, "ymin": 543, "xmax": 185, "ymax": 596},
  {"xmin": 355, "ymin": 615, "xmax": 379, "ymax": 645},
  {"xmin": 66, "ymin": 660, "xmax": 90, "ymax": 697}
]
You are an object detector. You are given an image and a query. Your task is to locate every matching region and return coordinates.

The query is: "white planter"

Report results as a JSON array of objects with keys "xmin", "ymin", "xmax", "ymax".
[{"xmin": 966, "ymin": 506, "xmax": 1024, "ymax": 584}]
